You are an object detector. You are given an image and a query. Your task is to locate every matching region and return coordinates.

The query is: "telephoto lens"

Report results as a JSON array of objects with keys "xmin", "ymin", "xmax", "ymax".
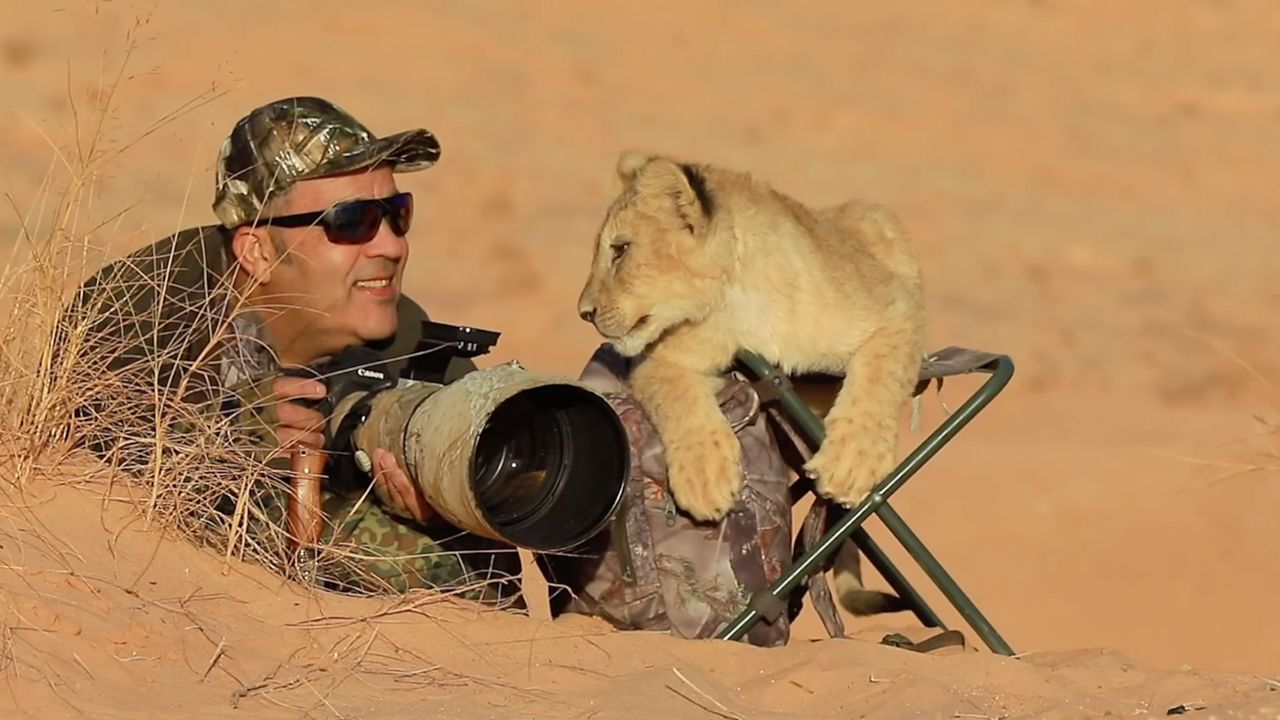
[{"xmin": 334, "ymin": 362, "xmax": 630, "ymax": 552}]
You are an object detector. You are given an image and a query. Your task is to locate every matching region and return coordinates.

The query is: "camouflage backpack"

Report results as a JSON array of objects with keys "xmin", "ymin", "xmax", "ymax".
[{"xmin": 538, "ymin": 344, "xmax": 842, "ymax": 648}]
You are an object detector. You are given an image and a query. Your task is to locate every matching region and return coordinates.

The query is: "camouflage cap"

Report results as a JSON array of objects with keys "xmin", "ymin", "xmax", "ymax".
[{"xmin": 212, "ymin": 96, "xmax": 441, "ymax": 228}]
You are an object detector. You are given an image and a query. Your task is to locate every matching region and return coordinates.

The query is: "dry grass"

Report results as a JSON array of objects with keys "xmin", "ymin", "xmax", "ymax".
[
  {"xmin": 1143, "ymin": 329, "xmax": 1279, "ymax": 484},
  {"xmin": 0, "ymin": 18, "xmax": 293, "ymax": 574},
  {"xmin": 1185, "ymin": 329, "xmax": 1279, "ymax": 481},
  {"xmin": 0, "ymin": 620, "xmax": 12, "ymax": 677}
]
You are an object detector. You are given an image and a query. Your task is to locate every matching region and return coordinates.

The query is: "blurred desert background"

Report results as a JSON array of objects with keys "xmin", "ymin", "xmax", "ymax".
[{"xmin": 1, "ymin": 1, "xmax": 1278, "ymax": 718}]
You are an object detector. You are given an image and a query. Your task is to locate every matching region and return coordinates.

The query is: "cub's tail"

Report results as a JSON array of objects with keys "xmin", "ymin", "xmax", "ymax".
[{"xmin": 831, "ymin": 538, "xmax": 910, "ymax": 616}]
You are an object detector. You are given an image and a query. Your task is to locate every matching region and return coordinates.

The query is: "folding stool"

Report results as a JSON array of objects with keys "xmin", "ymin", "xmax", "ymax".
[{"xmin": 716, "ymin": 347, "xmax": 1017, "ymax": 656}]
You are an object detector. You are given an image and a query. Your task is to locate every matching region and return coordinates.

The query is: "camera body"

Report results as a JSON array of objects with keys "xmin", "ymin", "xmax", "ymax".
[
  {"xmin": 314, "ymin": 321, "xmax": 502, "ymax": 465},
  {"xmin": 310, "ymin": 321, "xmax": 630, "ymax": 553}
]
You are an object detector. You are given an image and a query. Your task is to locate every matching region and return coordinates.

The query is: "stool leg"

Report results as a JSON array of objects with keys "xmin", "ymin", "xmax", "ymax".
[{"xmin": 876, "ymin": 503, "xmax": 1015, "ymax": 656}]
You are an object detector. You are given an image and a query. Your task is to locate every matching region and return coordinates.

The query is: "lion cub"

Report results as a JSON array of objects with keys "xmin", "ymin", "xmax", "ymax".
[{"xmin": 577, "ymin": 152, "xmax": 926, "ymax": 524}]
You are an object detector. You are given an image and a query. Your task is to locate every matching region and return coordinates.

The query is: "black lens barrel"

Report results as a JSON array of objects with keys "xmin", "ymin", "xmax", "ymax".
[{"xmin": 470, "ymin": 385, "xmax": 628, "ymax": 551}]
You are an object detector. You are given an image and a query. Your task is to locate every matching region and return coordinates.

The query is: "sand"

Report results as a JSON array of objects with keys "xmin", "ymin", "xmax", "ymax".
[{"xmin": 1, "ymin": 1, "xmax": 1278, "ymax": 718}]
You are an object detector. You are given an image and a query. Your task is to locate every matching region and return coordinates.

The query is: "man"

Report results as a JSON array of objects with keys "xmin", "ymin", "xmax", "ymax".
[{"xmin": 58, "ymin": 96, "xmax": 522, "ymax": 605}]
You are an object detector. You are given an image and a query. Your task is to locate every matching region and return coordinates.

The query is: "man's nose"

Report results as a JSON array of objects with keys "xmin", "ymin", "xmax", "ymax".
[
  {"xmin": 578, "ymin": 307, "xmax": 595, "ymax": 323},
  {"xmin": 364, "ymin": 220, "xmax": 406, "ymax": 258}
]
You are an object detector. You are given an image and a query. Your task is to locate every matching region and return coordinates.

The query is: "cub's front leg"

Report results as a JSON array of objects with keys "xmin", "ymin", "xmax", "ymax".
[
  {"xmin": 806, "ymin": 313, "xmax": 924, "ymax": 508},
  {"xmin": 629, "ymin": 354, "xmax": 743, "ymax": 522}
]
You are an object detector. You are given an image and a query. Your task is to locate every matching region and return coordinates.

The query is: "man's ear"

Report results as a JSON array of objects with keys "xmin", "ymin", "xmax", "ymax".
[
  {"xmin": 636, "ymin": 158, "xmax": 713, "ymax": 236},
  {"xmin": 229, "ymin": 225, "xmax": 280, "ymax": 285}
]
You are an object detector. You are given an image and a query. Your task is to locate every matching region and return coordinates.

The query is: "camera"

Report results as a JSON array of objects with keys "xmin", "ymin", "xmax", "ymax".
[{"xmin": 303, "ymin": 321, "xmax": 630, "ymax": 553}]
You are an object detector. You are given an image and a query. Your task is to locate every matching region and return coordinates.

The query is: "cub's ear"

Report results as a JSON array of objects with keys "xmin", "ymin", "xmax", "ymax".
[
  {"xmin": 639, "ymin": 159, "xmax": 713, "ymax": 236},
  {"xmin": 616, "ymin": 152, "xmax": 651, "ymax": 183}
]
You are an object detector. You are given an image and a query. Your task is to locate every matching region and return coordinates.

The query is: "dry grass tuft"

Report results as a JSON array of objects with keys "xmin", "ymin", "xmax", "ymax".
[
  {"xmin": 0, "ymin": 620, "xmax": 12, "ymax": 677},
  {"xmin": 1191, "ymin": 330, "xmax": 1278, "ymax": 481},
  {"xmin": 1145, "ymin": 329, "xmax": 1279, "ymax": 483}
]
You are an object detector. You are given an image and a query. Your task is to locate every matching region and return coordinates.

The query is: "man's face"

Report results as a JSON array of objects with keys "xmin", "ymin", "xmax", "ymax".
[{"xmin": 253, "ymin": 166, "xmax": 410, "ymax": 362}]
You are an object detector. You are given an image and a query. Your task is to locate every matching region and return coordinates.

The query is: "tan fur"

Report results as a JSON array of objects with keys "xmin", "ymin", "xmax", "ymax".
[{"xmin": 577, "ymin": 153, "xmax": 926, "ymax": 613}]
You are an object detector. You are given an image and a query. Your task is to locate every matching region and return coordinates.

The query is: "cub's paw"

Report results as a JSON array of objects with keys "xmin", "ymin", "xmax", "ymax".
[
  {"xmin": 665, "ymin": 422, "xmax": 744, "ymax": 522},
  {"xmin": 805, "ymin": 421, "xmax": 897, "ymax": 508}
]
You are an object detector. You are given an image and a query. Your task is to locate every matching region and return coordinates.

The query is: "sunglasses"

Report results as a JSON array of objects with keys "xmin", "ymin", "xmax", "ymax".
[{"xmin": 259, "ymin": 192, "xmax": 414, "ymax": 245}]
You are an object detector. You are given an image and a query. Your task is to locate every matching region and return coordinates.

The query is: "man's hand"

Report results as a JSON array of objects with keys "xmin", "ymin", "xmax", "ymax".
[
  {"xmin": 246, "ymin": 374, "xmax": 436, "ymax": 524},
  {"xmin": 371, "ymin": 448, "xmax": 436, "ymax": 525},
  {"xmin": 271, "ymin": 376, "xmax": 328, "ymax": 450}
]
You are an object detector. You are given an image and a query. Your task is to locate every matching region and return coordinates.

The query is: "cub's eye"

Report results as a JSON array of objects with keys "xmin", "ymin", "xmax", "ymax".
[{"xmin": 610, "ymin": 242, "xmax": 630, "ymax": 263}]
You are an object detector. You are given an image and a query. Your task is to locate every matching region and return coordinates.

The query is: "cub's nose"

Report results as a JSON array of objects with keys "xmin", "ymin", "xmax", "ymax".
[{"xmin": 578, "ymin": 307, "xmax": 596, "ymax": 323}]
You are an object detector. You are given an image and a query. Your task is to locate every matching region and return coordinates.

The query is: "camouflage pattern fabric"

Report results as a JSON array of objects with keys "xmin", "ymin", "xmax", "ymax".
[
  {"xmin": 539, "ymin": 345, "xmax": 825, "ymax": 648},
  {"xmin": 792, "ymin": 495, "xmax": 847, "ymax": 638},
  {"xmin": 318, "ymin": 490, "xmax": 523, "ymax": 604},
  {"xmin": 212, "ymin": 96, "xmax": 441, "ymax": 229},
  {"xmin": 222, "ymin": 372, "xmax": 288, "ymax": 467}
]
